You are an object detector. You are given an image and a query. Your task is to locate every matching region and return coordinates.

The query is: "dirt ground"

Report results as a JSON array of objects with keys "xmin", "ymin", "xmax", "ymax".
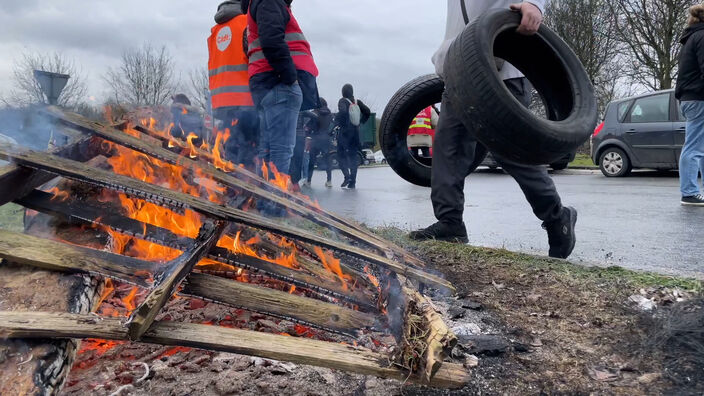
[{"xmin": 379, "ymin": 229, "xmax": 704, "ymax": 396}]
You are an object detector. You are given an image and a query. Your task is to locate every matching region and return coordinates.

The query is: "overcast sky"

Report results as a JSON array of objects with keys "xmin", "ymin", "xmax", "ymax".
[{"xmin": 0, "ymin": 0, "xmax": 447, "ymax": 114}]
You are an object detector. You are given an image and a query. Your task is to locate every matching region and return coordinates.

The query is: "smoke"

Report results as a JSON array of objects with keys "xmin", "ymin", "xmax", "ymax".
[{"xmin": 0, "ymin": 106, "xmax": 66, "ymax": 152}]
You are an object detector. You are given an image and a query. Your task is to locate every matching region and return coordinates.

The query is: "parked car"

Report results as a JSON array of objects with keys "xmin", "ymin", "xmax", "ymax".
[
  {"xmin": 361, "ymin": 149, "xmax": 375, "ymax": 165},
  {"xmin": 373, "ymin": 150, "xmax": 386, "ymax": 164},
  {"xmin": 481, "ymin": 151, "xmax": 576, "ymax": 170},
  {"xmin": 591, "ymin": 89, "xmax": 684, "ymax": 177}
]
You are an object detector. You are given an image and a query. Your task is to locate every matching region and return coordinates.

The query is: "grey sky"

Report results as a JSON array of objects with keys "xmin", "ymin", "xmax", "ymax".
[{"xmin": 0, "ymin": 1, "xmax": 447, "ymax": 114}]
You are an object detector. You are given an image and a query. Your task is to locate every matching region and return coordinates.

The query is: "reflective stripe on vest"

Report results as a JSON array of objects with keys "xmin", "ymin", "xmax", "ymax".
[
  {"xmin": 408, "ymin": 108, "xmax": 434, "ymax": 135},
  {"xmin": 249, "ymin": 32, "xmax": 308, "ymax": 51},
  {"xmin": 247, "ymin": 7, "xmax": 319, "ymax": 78},
  {"xmin": 208, "ymin": 14, "xmax": 254, "ymax": 110}
]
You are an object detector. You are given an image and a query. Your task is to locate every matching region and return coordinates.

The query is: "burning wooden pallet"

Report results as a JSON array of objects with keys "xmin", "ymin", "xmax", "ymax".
[{"xmin": 0, "ymin": 107, "xmax": 468, "ymax": 393}]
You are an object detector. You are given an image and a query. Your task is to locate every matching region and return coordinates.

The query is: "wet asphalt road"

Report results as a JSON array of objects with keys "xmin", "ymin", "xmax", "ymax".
[{"xmin": 306, "ymin": 166, "xmax": 704, "ymax": 279}]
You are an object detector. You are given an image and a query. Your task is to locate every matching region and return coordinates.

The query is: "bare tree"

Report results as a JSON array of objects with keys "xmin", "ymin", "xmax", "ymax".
[
  {"xmin": 545, "ymin": 0, "xmax": 624, "ymax": 113},
  {"xmin": 104, "ymin": 44, "xmax": 176, "ymax": 106},
  {"xmin": 610, "ymin": 0, "xmax": 698, "ymax": 90},
  {"xmin": 186, "ymin": 67, "xmax": 210, "ymax": 111},
  {"xmin": 5, "ymin": 51, "xmax": 88, "ymax": 109}
]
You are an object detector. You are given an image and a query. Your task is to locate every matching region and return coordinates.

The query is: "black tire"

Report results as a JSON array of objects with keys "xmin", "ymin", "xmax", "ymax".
[
  {"xmin": 599, "ymin": 147, "xmax": 631, "ymax": 177},
  {"xmin": 380, "ymin": 74, "xmax": 487, "ymax": 187},
  {"xmin": 444, "ymin": 9, "xmax": 597, "ymax": 165}
]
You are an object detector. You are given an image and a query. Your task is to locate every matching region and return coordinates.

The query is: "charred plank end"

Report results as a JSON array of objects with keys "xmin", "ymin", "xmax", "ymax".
[
  {"xmin": 0, "ymin": 312, "xmax": 469, "ymax": 389},
  {"xmin": 127, "ymin": 221, "xmax": 225, "ymax": 341}
]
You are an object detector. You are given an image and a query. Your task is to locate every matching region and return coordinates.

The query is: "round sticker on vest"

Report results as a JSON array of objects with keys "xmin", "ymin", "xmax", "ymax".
[{"xmin": 216, "ymin": 26, "xmax": 232, "ymax": 52}]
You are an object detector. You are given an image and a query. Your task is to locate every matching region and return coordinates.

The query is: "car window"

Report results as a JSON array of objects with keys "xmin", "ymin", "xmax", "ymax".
[
  {"xmin": 617, "ymin": 101, "xmax": 632, "ymax": 122},
  {"xmin": 676, "ymin": 102, "xmax": 686, "ymax": 121},
  {"xmin": 628, "ymin": 94, "xmax": 670, "ymax": 123}
]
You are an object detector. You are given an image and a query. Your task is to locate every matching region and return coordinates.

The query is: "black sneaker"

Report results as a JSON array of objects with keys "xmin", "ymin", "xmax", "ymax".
[
  {"xmin": 681, "ymin": 194, "xmax": 704, "ymax": 206},
  {"xmin": 408, "ymin": 221, "xmax": 469, "ymax": 244},
  {"xmin": 341, "ymin": 178, "xmax": 350, "ymax": 189},
  {"xmin": 542, "ymin": 206, "xmax": 577, "ymax": 259},
  {"xmin": 347, "ymin": 182, "xmax": 356, "ymax": 189}
]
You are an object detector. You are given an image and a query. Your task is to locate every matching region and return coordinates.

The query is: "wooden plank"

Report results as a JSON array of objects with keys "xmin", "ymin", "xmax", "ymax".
[
  {"xmin": 128, "ymin": 221, "xmax": 225, "ymax": 340},
  {"xmin": 15, "ymin": 191, "xmax": 377, "ymax": 308},
  {"xmin": 182, "ymin": 273, "xmax": 378, "ymax": 335},
  {"xmin": 44, "ymin": 106, "xmax": 423, "ymax": 266},
  {"xmin": 0, "ymin": 229, "xmax": 154, "ymax": 288},
  {"xmin": 0, "ymin": 148, "xmax": 454, "ymax": 292},
  {"xmin": 0, "ymin": 312, "xmax": 469, "ymax": 389}
]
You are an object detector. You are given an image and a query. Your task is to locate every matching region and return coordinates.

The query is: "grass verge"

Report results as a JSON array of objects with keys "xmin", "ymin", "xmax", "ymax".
[
  {"xmin": 569, "ymin": 153, "xmax": 598, "ymax": 169},
  {"xmin": 0, "ymin": 203, "xmax": 24, "ymax": 233}
]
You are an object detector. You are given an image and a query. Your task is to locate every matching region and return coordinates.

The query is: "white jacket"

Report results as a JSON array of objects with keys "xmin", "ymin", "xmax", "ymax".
[{"xmin": 432, "ymin": 0, "xmax": 546, "ymax": 80}]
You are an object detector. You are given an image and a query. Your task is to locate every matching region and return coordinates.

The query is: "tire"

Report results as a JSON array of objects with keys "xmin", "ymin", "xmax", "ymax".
[
  {"xmin": 599, "ymin": 147, "xmax": 631, "ymax": 177},
  {"xmin": 444, "ymin": 9, "xmax": 597, "ymax": 165},
  {"xmin": 380, "ymin": 74, "xmax": 487, "ymax": 187}
]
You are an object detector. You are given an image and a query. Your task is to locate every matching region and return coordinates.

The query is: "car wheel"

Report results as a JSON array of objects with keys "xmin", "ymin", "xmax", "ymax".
[
  {"xmin": 380, "ymin": 74, "xmax": 487, "ymax": 187},
  {"xmin": 444, "ymin": 9, "xmax": 598, "ymax": 165},
  {"xmin": 599, "ymin": 148, "xmax": 631, "ymax": 177}
]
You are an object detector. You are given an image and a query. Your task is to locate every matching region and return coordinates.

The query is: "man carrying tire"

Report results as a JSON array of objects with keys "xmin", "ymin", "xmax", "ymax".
[{"xmin": 409, "ymin": 0, "xmax": 578, "ymax": 259}]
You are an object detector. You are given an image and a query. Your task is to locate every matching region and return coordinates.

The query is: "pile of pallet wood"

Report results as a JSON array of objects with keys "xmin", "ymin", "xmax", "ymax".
[{"xmin": 0, "ymin": 106, "xmax": 468, "ymax": 394}]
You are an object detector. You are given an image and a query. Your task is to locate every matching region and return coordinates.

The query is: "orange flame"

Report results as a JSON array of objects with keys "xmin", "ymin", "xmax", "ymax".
[
  {"xmin": 313, "ymin": 247, "xmax": 352, "ymax": 290},
  {"xmin": 48, "ymin": 187, "xmax": 70, "ymax": 202}
]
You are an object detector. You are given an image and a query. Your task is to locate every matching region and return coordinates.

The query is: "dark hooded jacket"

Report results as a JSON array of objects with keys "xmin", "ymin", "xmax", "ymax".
[
  {"xmin": 676, "ymin": 23, "xmax": 704, "ymax": 101},
  {"xmin": 335, "ymin": 84, "xmax": 371, "ymax": 149},
  {"xmin": 242, "ymin": 0, "xmax": 320, "ymax": 111}
]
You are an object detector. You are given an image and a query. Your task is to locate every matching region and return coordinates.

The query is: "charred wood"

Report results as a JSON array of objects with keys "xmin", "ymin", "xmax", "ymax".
[{"xmin": 0, "ymin": 312, "xmax": 470, "ymax": 389}]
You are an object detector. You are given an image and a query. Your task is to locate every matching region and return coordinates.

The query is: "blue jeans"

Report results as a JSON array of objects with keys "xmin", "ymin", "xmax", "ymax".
[
  {"xmin": 255, "ymin": 82, "xmax": 303, "ymax": 175},
  {"xmin": 679, "ymin": 101, "xmax": 704, "ymax": 196}
]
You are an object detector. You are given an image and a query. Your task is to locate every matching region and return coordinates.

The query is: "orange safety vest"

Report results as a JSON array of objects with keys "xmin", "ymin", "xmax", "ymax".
[
  {"xmin": 246, "ymin": 7, "xmax": 319, "ymax": 78},
  {"xmin": 408, "ymin": 106, "xmax": 435, "ymax": 137},
  {"xmin": 208, "ymin": 14, "xmax": 254, "ymax": 111}
]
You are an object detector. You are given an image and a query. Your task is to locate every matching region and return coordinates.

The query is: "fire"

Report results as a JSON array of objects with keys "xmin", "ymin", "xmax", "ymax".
[
  {"xmin": 78, "ymin": 339, "xmax": 124, "ymax": 356},
  {"xmin": 313, "ymin": 246, "xmax": 352, "ymax": 291},
  {"xmin": 261, "ymin": 161, "xmax": 291, "ymax": 192},
  {"xmin": 186, "ymin": 133, "xmax": 200, "ymax": 159},
  {"xmin": 48, "ymin": 187, "xmax": 70, "ymax": 202},
  {"xmin": 363, "ymin": 265, "xmax": 380, "ymax": 289},
  {"xmin": 96, "ymin": 278, "xmax": 115, "ymax": 308},
  {"xmin": 217, "ymin": 231, "xmax": 301, "ymax": 270},
  {"xmin": 123, "ymin": 286, "xmax": 138, "ymax": 311}
]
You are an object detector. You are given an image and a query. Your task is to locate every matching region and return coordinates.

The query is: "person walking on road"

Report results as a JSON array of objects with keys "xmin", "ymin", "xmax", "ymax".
[
  {"xmin": 409, "ymin": 0, "xmax": 578, "ymax": 260},
  {"xmin": 336, "ymin": 84, "xmax": 371, "ymax": 189},
  {"xmin": 675, "ymin": 4, "xmax": 704, "ymax": 207},
  {"xmin": 305, "ymin": 98, "xmax": 334, "ymax": 188},
  {"xmin": 243, "ymin": 0, "xmax": 320, "ymax": 176}
]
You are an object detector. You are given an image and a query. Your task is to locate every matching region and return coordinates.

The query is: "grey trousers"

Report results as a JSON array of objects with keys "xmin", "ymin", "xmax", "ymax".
[{"xmin": 430, "ymin": 78, "xmax": 564, "ymax": 225}]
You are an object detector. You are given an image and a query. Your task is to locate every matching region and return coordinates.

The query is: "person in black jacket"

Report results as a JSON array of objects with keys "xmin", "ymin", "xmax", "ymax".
[
  {"xmin": 242, "ymin": 0, "xmax": 320, "ymax": 177},
  {"xmin": 335, "ymin": 84, "xmax": 371, "ymax": 189},
  {"xmin": 675, "ymin": 4, "xmax": 704, "ymax": 206},
  {"xmin": 305, "ymin": 98, "xmax": 334, "ymax": 188}
]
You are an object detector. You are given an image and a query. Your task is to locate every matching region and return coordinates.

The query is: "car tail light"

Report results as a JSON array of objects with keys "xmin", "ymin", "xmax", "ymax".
[{"xmin": 593, "ymin": 121, "xmax": 605, "ymax": 137}]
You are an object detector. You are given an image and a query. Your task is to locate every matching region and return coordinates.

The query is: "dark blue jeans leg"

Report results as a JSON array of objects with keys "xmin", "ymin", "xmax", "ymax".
[{"xmin": 256, "ymin": 82, "xmax": 303, "ymax": 176}]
